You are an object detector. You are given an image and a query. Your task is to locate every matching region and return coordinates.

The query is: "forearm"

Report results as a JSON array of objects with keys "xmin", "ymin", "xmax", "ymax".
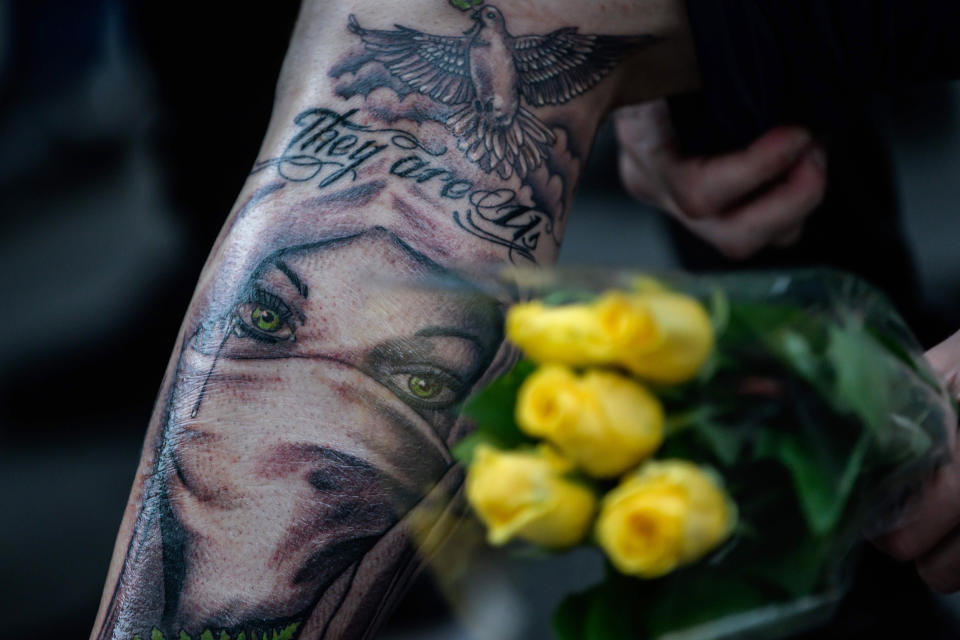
[{"xmin": 92, "ymin": 2, "xmax": 694, "ymax": 638}]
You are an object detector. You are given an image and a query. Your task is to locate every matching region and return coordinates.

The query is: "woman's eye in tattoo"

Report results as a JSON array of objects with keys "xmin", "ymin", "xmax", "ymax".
[
  {"xmin": 234, "ymin": 289, "xmax": 296, "ymax": 342},
  {"xmin": 387, "ymin": 367, "xmax": 463, "ymax": 410},
  {"xmin": 252, "ymin": 305, "xmax": 283, "ymax": 331}
]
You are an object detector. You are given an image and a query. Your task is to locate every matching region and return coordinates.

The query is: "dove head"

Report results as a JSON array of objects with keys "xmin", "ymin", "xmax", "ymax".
[{"xmin": 465, "ymin": 5, "xmax": 506, "ymax": 35}]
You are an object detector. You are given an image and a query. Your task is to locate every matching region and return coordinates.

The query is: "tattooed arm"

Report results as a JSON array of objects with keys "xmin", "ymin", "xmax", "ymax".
[{"xmin": 92, "ymin": 2, "xmax": 696, "ymax": 638}]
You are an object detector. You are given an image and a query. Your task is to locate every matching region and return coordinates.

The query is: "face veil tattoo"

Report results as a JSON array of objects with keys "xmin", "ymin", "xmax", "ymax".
[{"xmin": 98, "ymin": 229, "xmax": 503, "ymax": 639}]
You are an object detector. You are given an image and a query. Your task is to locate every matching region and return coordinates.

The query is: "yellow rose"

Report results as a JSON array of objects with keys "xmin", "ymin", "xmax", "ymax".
[
  {"xmin": 505, "ymin": 291, "xmax": 713, "ymax": 384},
  {"xmin": 516, "ymin": 365, "xmax": 664, "ymax": 478},
  {"xmin": 592, "ymin": 292, "xmax": 661, "ymax": 355},
  {"xmin": 595, "ymin": 460, "xmax": 735, "ymax": 578},
  {"xmin": 506, "ymin": 301, "xmax": 615, "ymax": 364},
  {"xmin": 465, "ymin": 444, "xmax": 596, "ymax": 549},
  {"xmin": 619, "ymin": 292, "xmax": 715, "ymax": 384}
]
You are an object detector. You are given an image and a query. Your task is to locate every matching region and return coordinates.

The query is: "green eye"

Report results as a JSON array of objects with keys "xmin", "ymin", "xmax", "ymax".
[
  {"xmin": 235, "ymin": 290, "xmax": 295, "ymax": 343},
  {"xmin": 252, "ymin": 306, "xmax": 281, "ymax": 332},
  {"xmin": 383, "ymin": 368, "xmax": 462, "ymax": 410},
  {"xmin": 408, "ymin": 374, "xmax": 443, "ymax": 399}
]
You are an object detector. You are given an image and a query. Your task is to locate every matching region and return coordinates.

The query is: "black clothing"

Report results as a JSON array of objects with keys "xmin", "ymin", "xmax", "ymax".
[{"xmin": 673, "ymin": 0, "xmax": 960, "ymax": 152}]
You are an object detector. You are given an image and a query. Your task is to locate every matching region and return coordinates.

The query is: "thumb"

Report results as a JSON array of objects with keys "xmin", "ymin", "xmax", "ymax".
[{"xmin": 926, "ymin": 329, "xmax": 960, "ymax": 399}]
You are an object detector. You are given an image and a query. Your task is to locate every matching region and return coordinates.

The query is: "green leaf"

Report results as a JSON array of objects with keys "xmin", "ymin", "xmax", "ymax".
[
  {"xmin": 826, "ymin": 323, "xmax": 892, "ymax": 434},
  {"xmin": 775, "ymin": 329, "xmax": 823, "ymax": 383},
  {"xmin": 709, "ymin": 288, "xmax": 730, "ymax": 333},
  {"xmin": 866, "ymin": 324, "xmax": 942, "ymax": 392},
  {"xmin": 554, "ymin": 581, "xmax": 635, "ymax": 640},
  {"xmin": 724, "ymin": 302, "xmax": 809, "ymax": 345},
  {"xmin": 656, "ymin": 434, "xmax": 699, "ymax": 461},
  {"xmin": 180, "ymin": 632, "xmax": 192, "ymax": 640},
  {"xmin": 725, "ymin": 302, "xmax": 829, "ymax": 379},
  {"xmin": 664, "ymin": 406, "xmax": 714, "ymax": 437},
  {"xmin": 456, "ymin": 359, "xmax": 537, "ymax": 463},
  {"xmin": 643, "ymin": 572, "xmax": 766, "ymax": 638},
  {"xmin": 663, "ymin": 406, "xmax": 745, "ymax": 467},
  {"xmin": 554, "ymin": 589, "xmax": 591, "ymax": 640},
  {"xmin": 200, "ymin": 632, "xmax": 214, "ymax": 640},
  {"xmin": 451, "ymin": 430, "xmax": 496, "ymax": 464},
  {"xmin": 584, "ymin": 582, "xmax": 636, "ymax": 640},
  {"xmin": 449, "ymin": 0, "xmax": 483, "ymax": 9},
  {"xmin": 152, "ymin": 630, "xmax": 166, "ymax": 640},
  {"xmin": 743, "ymin": 533, "xmax": 831, "ymax": 598},
  {"xmin": 274, "ymin": 623, "xmax": 300, "ymax": 640},
  {"xmin": 756, "ymin": 429, "xmax": 871, "ymax": 535},
  {"xmin": 823, "ymin": 318, "xmax": 938, "ymax": 465},
  {"xmin": 692, "ymin": 419, "xmax": 745, "ymax": 466}
]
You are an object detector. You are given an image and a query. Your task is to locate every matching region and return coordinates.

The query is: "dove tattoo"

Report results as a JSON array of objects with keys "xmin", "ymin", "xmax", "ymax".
[{"xmin": 347, "ymin": 5, "xmax": 655, "ymax": 181}]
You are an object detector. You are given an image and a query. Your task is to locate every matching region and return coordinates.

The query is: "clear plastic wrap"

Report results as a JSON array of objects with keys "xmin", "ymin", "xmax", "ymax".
[{"xmin": 417, "ymin": 267, "xmax": 955, "ymax": 640}]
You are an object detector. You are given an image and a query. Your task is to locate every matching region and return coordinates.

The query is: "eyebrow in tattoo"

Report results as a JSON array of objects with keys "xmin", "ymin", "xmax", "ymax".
[
  {"xmin": 415, "ymin": 326, "xmax": 485, "ymax": 351},
  {"xmin": 275, "ymin": 259, "xmax": 309, "ymax": 298}
]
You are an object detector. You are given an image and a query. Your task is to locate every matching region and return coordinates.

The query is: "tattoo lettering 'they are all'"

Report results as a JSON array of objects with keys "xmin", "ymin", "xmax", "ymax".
[{"xmin": 254, "ymin": 106, "xmax": 550, "ymax": 263}]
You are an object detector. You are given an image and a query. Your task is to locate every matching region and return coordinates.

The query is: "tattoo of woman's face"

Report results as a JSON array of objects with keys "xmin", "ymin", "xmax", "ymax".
[{"xmin": 161, "ymin": 229, "xmax": 502, "ymax": 632}]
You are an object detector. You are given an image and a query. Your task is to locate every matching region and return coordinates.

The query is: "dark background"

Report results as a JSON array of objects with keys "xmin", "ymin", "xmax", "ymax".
[{"xmin": 2, "ymin": 1, "xmax": 960, "ymax": 638}]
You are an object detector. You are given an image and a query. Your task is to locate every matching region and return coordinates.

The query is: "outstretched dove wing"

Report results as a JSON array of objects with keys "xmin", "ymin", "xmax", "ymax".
[
  {"xmin": 348, "ymin": 15, "xmax": 476, "ymax": 105},
  {"xmin": 511, "ymin": 28, "xmax": 656, "ymax": 107}
]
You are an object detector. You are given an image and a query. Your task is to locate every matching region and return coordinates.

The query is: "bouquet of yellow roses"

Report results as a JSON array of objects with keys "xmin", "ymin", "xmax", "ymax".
[{"xmin": 453, "ymin": 269, "xmax": 955, "ymax": 640}]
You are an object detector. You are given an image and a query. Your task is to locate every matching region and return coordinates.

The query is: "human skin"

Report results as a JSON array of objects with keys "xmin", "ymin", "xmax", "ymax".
[
  {"xmin": 879, "ymin": 329, "xmax": 960, "ymax": 593},
  {"xmin": 165, "ymin": 232, "xmax": 504, "ymax": 630},
  {"xmin": 614, "ymin": 100, "xmax": 827, "ymax": 259},
  {"xmin": 91, "ymin": 2, "xmax": 700, "ymax": 638}
]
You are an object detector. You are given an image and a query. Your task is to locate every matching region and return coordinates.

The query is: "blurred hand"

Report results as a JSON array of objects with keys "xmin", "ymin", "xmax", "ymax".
[
  {"xmin": 877, "ymin": 330, "xmax": 960, "ymax": 593},
  {"xmin": 614, "ymin": 100, "xmax": 828, "ymax": 260}
]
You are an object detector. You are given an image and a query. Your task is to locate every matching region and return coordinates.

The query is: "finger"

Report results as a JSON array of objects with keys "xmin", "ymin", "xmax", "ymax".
[
  {"xmin": 665, "ymin": 127, "xmax": 814, "ymax": 219},
  {"xmin": 617, "ymin": 145, "xmax": 662, "ymax": 207},
  {"xmin": 926, "ymin": 329, "xmax": 960, "ymax": 396},
  {"xmin": 917, "ymin": 526, "xmax": 960, "ymax": 593},
  {"xmin": 681, "ymin": 148, "xmax": 827, "ymax": 260},
  {"xmin": 615, "ymin": 101, "xmax": 684, "ymax": 209},
  {"xmin": 772, "ymin": 221, "xmax": 806, "ymax": 248},
  {"xmin": 924, "ymin": 330, "xmax": 960, "ymax": 452},
  {"xmin": 613, "ymin": 101, "xmax": 677, "ymax": 161},
  {"xmin": 875, "ymin": 333, "xmax": 960, "ymax": 563},
  {"xmin": 878, "ymin": 435, "xmax": 960, "ymax": 562}
]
